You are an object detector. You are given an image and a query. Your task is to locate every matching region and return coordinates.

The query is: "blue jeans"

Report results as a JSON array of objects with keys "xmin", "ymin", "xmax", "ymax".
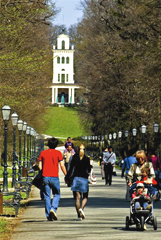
[
  {"xmin": 43, "ymin": 177, "xmax": 60, "ymax": 219},
  {"xmin": 135, "ymin": 201, "xmax": 149, "ymax": 210}
]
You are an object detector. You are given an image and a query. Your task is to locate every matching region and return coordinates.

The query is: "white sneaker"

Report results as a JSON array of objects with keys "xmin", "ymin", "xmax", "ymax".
[
  {"xmin": 78, "ymin": 208, "xmax": 85, "ymax": 219},
  {"xmin": 77, "ymin": 217, "xmax": 82, "ymax": 221}
]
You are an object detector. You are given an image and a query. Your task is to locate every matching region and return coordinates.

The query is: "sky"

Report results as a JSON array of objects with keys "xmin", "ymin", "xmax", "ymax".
[{"xmin": 54, "ymin": 0, "xmax": 84, "ymax": 28}]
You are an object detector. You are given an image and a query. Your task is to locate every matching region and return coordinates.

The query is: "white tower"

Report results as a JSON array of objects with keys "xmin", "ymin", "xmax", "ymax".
[{"xmin": 51, "ymin": 32, "xmax": 79, "ymax": 104}]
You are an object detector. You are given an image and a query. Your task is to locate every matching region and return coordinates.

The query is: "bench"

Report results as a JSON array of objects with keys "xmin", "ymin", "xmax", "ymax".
[
  {"xmin": 1, "ymin": 191, "xmax": 21, "ymax": 217},
  {"xmin": 15, "ymin": 169, "xmax": 36, "ymax": 199}
]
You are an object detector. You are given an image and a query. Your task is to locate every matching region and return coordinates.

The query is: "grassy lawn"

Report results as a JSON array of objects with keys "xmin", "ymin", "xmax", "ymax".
[{"xmin": 41, "ymin": 106, "xmax": 89, "ymax": 139}]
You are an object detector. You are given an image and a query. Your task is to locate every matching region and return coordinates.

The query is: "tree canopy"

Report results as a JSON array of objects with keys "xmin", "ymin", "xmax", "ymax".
[
  {"xmin": 0, "ymin": 0, "xmax": 57, "ymax": 130},
  {"xmin": 75, "ymin": 0, "xmax": 161, "ymax": 140}
]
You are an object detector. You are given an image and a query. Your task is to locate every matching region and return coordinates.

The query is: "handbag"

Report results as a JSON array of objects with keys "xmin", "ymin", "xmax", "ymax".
[
  {"xmin": 32, "ymin": 170, "xmax": 43, "ymax": 189},
  {"xmin": 88, "ymin": 168, "xmax": 97, "ymax": 184},
  {"xmin": 112, "ymin": 166, "xmax": 117, "ymax": 176}
]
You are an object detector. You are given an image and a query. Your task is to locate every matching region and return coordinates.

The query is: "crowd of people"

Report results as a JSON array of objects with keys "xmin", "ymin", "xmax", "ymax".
[{"xmin": 36, "ymin": 137, "xmax": 160, "ymax": 226}]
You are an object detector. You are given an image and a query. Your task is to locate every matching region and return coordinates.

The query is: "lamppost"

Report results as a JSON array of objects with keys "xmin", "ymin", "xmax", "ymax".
[
  {"xmin": 1, "ymin": 105, "xmax": 11, "ymax": 192},
  {"xmin": 17, "ymin": 119, "xmax": 23, "ymax": 180},
  {"xmin": 92, "ymin": 135, "xmax": 95, "ymax": 156},
  {"xmin": 33, "ymin": 130, "xmax": 37, "ymax": 157},
  {"xmin": 102, "ymin": 135, "xmax": 105, "ymax": 150},
  {"xmin": 30, "ymin": 128, "xmax": 34, "ymax": 168},
  {"xmin": 118, "ymin": 130, "xmax": 122, "ymax": 160},
  {"xmin": 97, "ymin": 135, "xmax": 101, "ymax": 154},
  {"xmin": 86, "ymin": 136, "xmax": 88, "ymax": 150},
  {"xmin": 113, "ymin": 132, "xmax": 117, "ymax": 153},
  {"xmin": 141, "ymin": 125, "xmax": 146, "ymax": 151},
  {"xmin": 109, "ymin": 134, "xmax": 112, "ymax": 145},
  {"xmin": 95, "ymin": 135, "xmax": 98, "ymax": 150},
  {"xmin": 125, "ymin": 130, "xmax": 129, "ymax": 153},
  {"xmin": 153, "ymin": 123, "xmax": 159, "ymax": 151},
  {"xmin": 132, "ymin": 128, "xmax": 137, "ymax": 148},
  {"xmin": 22, "ymin": 121, "xmax": 27, "ymax": 176},
  {"xmin": 11, "ymin": 112, "xmax": 18, "ymax": 187},
  {"xmin": 26, "ymin": 126, "xmax": 31, "ymax": 168},
  {"xmin": 118, "ymin": 131, "xmax": 122, "ymax": 149}
]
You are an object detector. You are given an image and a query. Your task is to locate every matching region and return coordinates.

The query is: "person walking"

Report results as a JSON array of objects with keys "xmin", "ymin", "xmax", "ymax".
[
  {"xmin": 63, "ymin": 145, "xmax": 75, "ymax": 171},
  {"xmin": 121, "ymin": 148, "xmax": 137, "ymax": 201},
  {"xmin": 39, "ymin": 137, "xmax": 67, "ymax": 221},
  {"xmin": 100, "ymin": 147, "xmax": 109, "ymax": 180},
  {"xmin": 104, "ymin": 146, "xmax": 116, "ymax": 185},
  {"xmin": 65, "ymin": 144, "xmax": 91, "ymax": 220},
  {"xmin": 65, "ymin": 137, "xmax": 74, "ymax": 149},
  {"xmin": 121, "ymin": 149, "xmax": 137, "ymax": 178},
  {"xmin": 127, "ymin": 150, "xmax": 156, "ymax": 198}
]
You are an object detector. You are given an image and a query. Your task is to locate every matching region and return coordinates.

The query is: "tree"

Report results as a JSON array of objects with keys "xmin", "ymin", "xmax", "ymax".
[
  {"xmin": 0, "ymin": 0, "xmax": 59, "ymax": 156},
  {"xmin": 74, "ymin": 0, "xmax": 161, "ymax": 141},
  {"xmin": 0, "ymin": 0, "xmax": 57, "ymax": 128}
]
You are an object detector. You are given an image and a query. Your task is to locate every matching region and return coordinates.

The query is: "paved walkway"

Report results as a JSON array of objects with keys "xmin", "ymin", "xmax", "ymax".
[{"xmin": 10, "ymin": 163, "xmax": 161, "ymax": 240}]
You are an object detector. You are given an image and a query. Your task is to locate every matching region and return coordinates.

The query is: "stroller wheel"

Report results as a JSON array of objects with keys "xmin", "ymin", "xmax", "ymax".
[
  {"xmin": 125, "ymin": 216, "xmax": 130, "ymax": 230},
  {"xmin": 152, "ymin": 216, "xmax": 157, "ymax": 230},
  {"xmin": 140, "ymin": 216, "xmax": 144, "ymax": 231}
]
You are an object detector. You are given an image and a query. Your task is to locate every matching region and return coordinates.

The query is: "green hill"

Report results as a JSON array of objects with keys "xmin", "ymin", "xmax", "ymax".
[{"xmin": 41, "ymin": 106, "xmax": 88, "ymax": 139}]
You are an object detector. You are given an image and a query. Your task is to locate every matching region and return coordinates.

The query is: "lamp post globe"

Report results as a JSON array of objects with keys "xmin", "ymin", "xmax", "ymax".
[
  {"xmin": 132, "ymin": 128, "xmax": 137, "ymax": 148},
  {"xmin": 141, "ymin": 125, "xmax": 146, "ymax": 150},
  {"xmin": 125, "ymin": 130, "xmax": 129, "ymax": 138},
  {"xmin": 109, "ymin": 134, "xmax": 112, "ymax": 145},
  {"xmin": 109, "ymin": 134, "xmax": 112, "ymax": 140},
  {"xmin": 132, "ymin": 128, "xmax": 137, "ymax": 136},
  {"xmin": 153, "ymin": 123, "xmax": 159, "ymax": 133},
  {"xmin": 141, "ymin": 125, "xmax": 146, "ymax": 134},
  {"xmin": 113, "ymin": 133, "xmax": 117, "ymax": 140},
  {"xmin": 17, "ymin": 120, "xmax": 23, "ymax": 131},
  {"xmin": 11, "ymin": 112, "xmax": 18, "ymax": 126},
  {"xmin": 118, "ymin": 131, "xmax": 122, "ymax": 139},
  {"xmin": 153, "ymin": 123, "xmax": 159, "ymax": 151},
  {"xmin": 23, "ymin": 121, "xmax": 28, "ymax": 132},
  {"xmin": 2, "ymin": 105, "xmax": 11, "ymax": 121}
]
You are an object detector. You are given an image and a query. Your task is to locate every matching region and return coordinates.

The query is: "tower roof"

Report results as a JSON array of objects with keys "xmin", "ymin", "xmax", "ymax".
[{"xmin": 57, "ymin": 33, "xmax": 69, "ymax": 39}]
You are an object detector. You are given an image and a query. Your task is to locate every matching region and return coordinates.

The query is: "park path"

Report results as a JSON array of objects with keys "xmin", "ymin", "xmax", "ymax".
[{"xmin": 10, "ymin": 162, "xmax": 161, "ymax": 240}]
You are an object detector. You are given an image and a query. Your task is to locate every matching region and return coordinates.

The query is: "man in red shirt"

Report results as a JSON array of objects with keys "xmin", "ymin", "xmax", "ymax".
[{"xmin": 39, "ymin": 137, "xmax": 67, "ymax": 221}]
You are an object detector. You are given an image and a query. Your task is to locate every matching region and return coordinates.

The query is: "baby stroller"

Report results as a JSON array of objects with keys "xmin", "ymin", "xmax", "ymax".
[{"xmin": 125, "ymin": 195, "xmax": 157, "ymax": 231}]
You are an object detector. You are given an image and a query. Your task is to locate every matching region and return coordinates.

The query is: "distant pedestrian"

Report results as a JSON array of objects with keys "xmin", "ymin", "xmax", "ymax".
[
  {"xmin": 65, "ymin": 144, "xmax": 91, "ymax": 220},
  {"xmin": 121, "ymin": 149, "xmax": 137, "ymax": 179},
  {"xmin": 65, "ymin": 137, "xmax": 74, "ymax": 149},
  {"xmin": 100, "ymin": 147, "xmax": 109, "ymax": 180},
  {"xmin": 104, "ymin": 146, "xmax": 116, "ymax": 185},
  {"xmin": 63, "ymin": 145, "xmax": 75, "ymax": 171},
  {"xmin": 39, "ymin": 137, "xmax": 67, "ymax": 221},
  {"xmin": 121, "ymin": 148, "xmax": 137, "ymax": 201}
]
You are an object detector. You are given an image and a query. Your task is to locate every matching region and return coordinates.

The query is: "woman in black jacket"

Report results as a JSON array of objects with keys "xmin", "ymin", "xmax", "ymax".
[{"xmin": 65, "ymin": 144, "xmax": 91, "ymax": 220}]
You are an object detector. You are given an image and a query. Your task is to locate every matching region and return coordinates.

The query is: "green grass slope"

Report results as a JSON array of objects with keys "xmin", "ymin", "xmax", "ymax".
[{"xmin": 41, "ymin": 106, "xmax": 88, "ymax": 139}]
